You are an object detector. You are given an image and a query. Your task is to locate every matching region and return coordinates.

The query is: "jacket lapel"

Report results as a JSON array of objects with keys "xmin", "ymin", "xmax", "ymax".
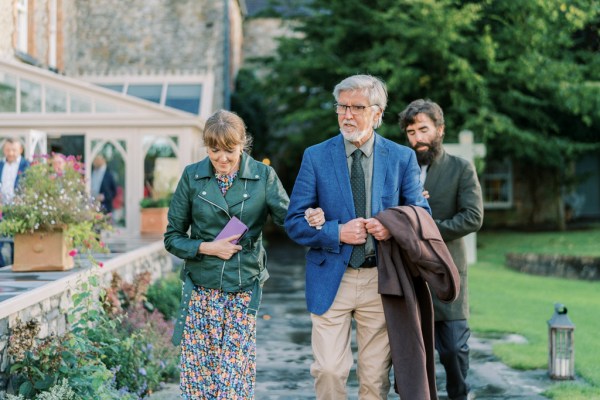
[
  {"xmin": 329, "ymin": 135, "xmax": 355, "ymax": 217},
  {"xmin": 225, "ymin": 154, "xmax": 258, "ymax": 208},
  {"xmin": 194, "ymin": 159, "xmax": 229, "ymax": 214},
  {"xmin": 423, "ymin": 149, "xmax": 446, "ymax": 192},
  {"xmin": 371, "ymin": 133, "xmax": 389, "ymax": 216}
]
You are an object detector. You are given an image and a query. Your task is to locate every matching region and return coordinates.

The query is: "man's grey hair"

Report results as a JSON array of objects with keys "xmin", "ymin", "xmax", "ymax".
[{"xmin": 333, "ymin": 74, "xmax": 387, "ymax": 129}]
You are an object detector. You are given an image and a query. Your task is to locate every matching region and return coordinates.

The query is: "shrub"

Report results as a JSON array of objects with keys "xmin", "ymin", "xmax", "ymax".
[
  {"xmin": 146, "ymin": 272, "xmax": 182, "ymax": 320},
  {"xmin": 6, "ymin": 272, "xmax": 179, "ymax": 399}
]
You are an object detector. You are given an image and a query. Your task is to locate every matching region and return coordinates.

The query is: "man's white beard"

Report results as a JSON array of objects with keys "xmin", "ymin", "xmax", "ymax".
[{"xmin": 341, "ymin": 127, "xmax": 371, "ymax": 143}]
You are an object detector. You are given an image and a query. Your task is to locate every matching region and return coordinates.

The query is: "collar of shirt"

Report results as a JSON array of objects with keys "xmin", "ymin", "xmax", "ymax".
[
  {"xmin": 343, "ymin": 132, "xmax": 375, "ymax": 159},
  {"xmin": 4, "ymin": 156, "xmax": 21, "ymax": 166}
]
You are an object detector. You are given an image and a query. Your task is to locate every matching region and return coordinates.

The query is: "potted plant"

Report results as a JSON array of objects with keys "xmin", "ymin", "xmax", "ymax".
[
  {"xmin": 139, "ymin": 187, "xmax": 172, "ymax": 234},
  {"xmin": 0, "ymin": 154, "xmax": 111, "ymax": 271}
]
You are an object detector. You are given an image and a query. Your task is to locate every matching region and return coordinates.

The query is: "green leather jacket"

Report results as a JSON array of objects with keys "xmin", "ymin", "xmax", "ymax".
[{"xmin": 165, "ymin": 153, "xmax": 289, "ymax": 344}]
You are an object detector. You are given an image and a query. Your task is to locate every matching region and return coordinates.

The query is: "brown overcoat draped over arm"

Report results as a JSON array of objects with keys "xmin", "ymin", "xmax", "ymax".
[{"xmin": 375, "ymin": 205, "xmax": 460, "ymax": 400}]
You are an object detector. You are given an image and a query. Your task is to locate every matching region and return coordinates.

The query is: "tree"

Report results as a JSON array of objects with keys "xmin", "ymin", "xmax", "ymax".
[{"xmin": 255, "ymin": 0, "xmax": 600, "ymax": 228}]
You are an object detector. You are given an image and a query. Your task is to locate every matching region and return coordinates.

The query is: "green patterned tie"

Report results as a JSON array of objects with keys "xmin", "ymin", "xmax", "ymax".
[{"xmin": 350, "ymin": 149, "xmax": 366, "ymax": 268}]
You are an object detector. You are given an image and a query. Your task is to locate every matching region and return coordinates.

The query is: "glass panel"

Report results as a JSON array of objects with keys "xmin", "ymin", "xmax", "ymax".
[
  {"xmin": 45, "ymin": 86, "xmax": 67, "ymax": 112},
  {"xmin": 0, "ymin": 73, "xmax": 17, "ymax": 112},
  {"xmin": 127, "ymin": 84, "xmax": 162, "ymax": 104},
  {"xmin": 143, "ymin": 136, "xmax": 179, "ymax": 203},
  {"xmin": 94, "ymin": 142, "xmax": 126, "ymax": 227},
  {"xmin": 21, "ymin": 79, "xmax": 42, "ymax": 112},
  {"xmin": 95, "ymin": 100, "xmax": 118, "ymax": 113},
  {"xmin": 99, "ymin": 84, "xmax": 124, "ymax": 93},
  {"xmin": 70, "ymin": 93, "xmax": 91, "ymax": 112},
  {"xmin": 165, "ymin": 84, "xmax": 201, "ymax": 114},
  {"xmin": 482, "ymin": 160, "xmax": 512, "ymax": 206}
]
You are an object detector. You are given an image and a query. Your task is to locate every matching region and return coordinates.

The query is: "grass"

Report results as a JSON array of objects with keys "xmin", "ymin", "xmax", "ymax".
[{"xmin": 469, "ymin": 226, "xmax": 600, "ymax": 399}]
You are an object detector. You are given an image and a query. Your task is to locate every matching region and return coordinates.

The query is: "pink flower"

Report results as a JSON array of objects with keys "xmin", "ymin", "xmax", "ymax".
[
  {"xmin": 98, "ymin": 262, "xmax": 104, "ymax": 268},
  {"xmin": 68, "ymin": 249, "xmax": 78, "ymax": 257}
]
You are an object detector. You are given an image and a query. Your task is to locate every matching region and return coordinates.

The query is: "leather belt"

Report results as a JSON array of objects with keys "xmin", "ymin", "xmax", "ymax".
[{"xmin": 359, "ymin": 255, "xmax": 377, "ymax": 268}]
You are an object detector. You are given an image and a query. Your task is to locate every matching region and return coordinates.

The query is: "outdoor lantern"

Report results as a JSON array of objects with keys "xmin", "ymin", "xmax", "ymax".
[{"xmin": 547, "ymin": 303, "xmax": 575, "ymax": 380}]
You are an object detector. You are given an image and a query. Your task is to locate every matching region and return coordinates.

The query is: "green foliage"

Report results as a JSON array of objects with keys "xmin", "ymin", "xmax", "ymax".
[
  {"xmin": 258, "ymin": 0, "xmax": 600, "ymax": 193},
  {"xmin": 146, "ymin": 272, "xmax": 182, "ymax": 320},
  {"xmin": 139, "ymin": 194, "xmax": 172, "ymax": 209},
  {"xmin": 6, "ymin": 272, "xmax": 180, "ymax": 399},
  {"xmin": 0, "ymin": 155, "xmax": 111, "ymax": 266},
  {"xmin": 470, "ymin": 227, "xmax": 600, "ymax": 399}
]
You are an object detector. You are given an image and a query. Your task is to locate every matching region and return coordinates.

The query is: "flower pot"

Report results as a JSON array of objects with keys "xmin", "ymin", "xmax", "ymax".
[
  {"xmin": 140, "ymin": 207, "xmax": 169, "ymax": 234},
  {"xmin": 12, "ymin": 230, "xmax": 74, "ymax": 272}
]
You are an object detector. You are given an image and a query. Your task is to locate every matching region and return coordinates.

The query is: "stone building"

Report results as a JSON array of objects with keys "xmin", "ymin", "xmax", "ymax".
[{"xmin": 0, "ymin": 0, "xmax": 248, "ymax": 233}]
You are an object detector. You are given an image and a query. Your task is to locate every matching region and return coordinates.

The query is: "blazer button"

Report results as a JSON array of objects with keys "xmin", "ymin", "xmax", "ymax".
[
  {"xmin": 243, "ymin": 194, "xmax": 248, "ymax": 198},
  {"xmin": 202, "ymin": 191, "xmax": 207, "ymax": 195},
  {"xmin": 255, "ymin": 175, "xmax": 259, "ymax": 178}
]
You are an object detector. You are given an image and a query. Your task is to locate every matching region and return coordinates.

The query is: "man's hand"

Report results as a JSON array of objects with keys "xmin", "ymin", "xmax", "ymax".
[
  {"xmin": 340, "ymin": 218, "xmax": 368, "ymax": 244},
  {"xmin": 305, "ymin": 207, "xmax": 325, "ymax": 229},
  {"xmin": 365, "ymin": 218, "xmax": 391, "ymax": 241},
  {"xmin": 199, "ymin": 235, "xmax": 243, "ymax": 260}
]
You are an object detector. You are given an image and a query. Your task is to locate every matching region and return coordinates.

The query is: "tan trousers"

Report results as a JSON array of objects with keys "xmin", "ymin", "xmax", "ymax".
[{"xmin": 310, "ymin": 267, "xmax": 391, "ymax": 400}]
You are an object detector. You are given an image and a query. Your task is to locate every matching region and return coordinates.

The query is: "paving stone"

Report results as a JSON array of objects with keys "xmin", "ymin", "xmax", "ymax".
[{"xmin": 149, "ymin": 238, "xmax": 554, "ymax": 400}]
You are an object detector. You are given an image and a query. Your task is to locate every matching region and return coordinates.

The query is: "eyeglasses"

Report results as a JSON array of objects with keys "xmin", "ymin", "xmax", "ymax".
[{"xmin": 334, "ymin": 103, "xmax": 379, "ymax": 115}]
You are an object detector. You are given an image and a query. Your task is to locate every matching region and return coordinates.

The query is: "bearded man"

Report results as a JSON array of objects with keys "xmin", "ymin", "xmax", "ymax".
[
  {"xmin": 400, "ymin": 99, "xmax": 484, "ymax": 400},
  {"xmin": 285, "ymin": 75, "xmax": 430, "ymax": 399}
]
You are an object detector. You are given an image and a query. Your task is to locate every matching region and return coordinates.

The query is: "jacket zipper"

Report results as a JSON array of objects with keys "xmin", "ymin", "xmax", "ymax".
[{"xmin": 197, "ymin": 179, "xmax": 248, "ymax": 290}]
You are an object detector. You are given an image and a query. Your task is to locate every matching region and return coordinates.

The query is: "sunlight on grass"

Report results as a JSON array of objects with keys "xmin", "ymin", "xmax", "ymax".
[{"xmin": 470, "ymin": 227, "xmax": 600, "ymax": 399}]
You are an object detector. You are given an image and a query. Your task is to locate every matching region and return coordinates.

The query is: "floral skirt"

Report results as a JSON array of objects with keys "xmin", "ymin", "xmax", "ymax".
[{"xmin": 180, "ymin": 285, "xmax": 256, "ymax": 399}]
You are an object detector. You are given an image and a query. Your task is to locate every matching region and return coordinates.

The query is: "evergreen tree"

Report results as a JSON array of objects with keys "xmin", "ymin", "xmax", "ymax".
[{"xmin": 257, "ymin": 0, "xmax": 600, "ymax": 227}]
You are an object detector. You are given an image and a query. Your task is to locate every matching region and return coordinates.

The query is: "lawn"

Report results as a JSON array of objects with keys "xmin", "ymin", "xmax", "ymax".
[{"xmin": 469, "ymin": 226, "xmax": 600, "ymax": 399}]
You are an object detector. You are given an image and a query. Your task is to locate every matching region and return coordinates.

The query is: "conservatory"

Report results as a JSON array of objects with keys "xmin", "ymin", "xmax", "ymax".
[{"xmin": 0, "ymin": 58, "xmax": 210, "ymax": 233}]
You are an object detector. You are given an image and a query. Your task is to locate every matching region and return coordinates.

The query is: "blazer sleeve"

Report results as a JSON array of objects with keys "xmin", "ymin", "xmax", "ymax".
[
  {"xmin": 284, "ymin": 149, "xmax": 342, "ymax": 252},
  {"xmin": 400, "ymin": 150, "xmax": 431, "ymax": 214}
]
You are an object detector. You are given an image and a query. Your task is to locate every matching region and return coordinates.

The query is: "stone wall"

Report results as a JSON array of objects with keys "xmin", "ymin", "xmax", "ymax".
[
  {"xmin": 0, "ymin": 241, "xmax": 173, "ymax": 389},
  {"xmin": 0, "ymin": 2, "xmax": 14, "ymax": 59},
  {"xmin": 61, "ymin": 0, "xmax": 245, "ymax": 111},
  {"xmin": 506, "ymin": 253, "xmax": 600, "ymax": 281},
  {"xmin": 242, "ymin": 17, "xmax": 301, "ymax": 77}
]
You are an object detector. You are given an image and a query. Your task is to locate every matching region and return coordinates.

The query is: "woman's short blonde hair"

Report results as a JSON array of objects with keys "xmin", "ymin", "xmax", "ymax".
[{"xmin": 203, "ymin": 110, "xmax": 252, "ymax": 152}]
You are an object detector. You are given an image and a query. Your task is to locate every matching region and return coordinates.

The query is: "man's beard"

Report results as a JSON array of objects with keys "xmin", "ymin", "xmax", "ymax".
[
  {"xmin": 340, "ymin": 120, "xmax": 372, "ymax": 143},
  {"xmin": 412, "ymin": 136, "xmax": 443, "ymax": 166}
]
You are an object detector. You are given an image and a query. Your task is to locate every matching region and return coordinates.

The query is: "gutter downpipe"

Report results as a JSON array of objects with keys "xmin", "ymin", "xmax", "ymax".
[{"xmin": 223, "ymin": 0, "xmax": 231, "ymax": 110}]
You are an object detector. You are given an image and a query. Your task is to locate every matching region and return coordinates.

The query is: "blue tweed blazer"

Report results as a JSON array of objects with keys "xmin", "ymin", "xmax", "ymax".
[{"xmin": 285, "ymin": 132, "xmax": 430, "ymax": 315}]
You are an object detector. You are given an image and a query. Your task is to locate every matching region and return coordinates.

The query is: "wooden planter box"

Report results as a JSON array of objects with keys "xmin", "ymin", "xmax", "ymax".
[
  {"xmin": 12, "ymin": 230, "xmax": 74, "ymax": 272},
  {"xmin": 140, "ymin": 207, "xmax": 169, "ymax": 234}
]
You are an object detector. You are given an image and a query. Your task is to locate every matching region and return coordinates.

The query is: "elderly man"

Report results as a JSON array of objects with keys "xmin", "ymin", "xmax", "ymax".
[
  {"xmin": 0, "ymin": 138, "xmax": 29, "ymax": 205},
  {"xmin": 0, "ymin": 138, "xmax": 30, "ymax": 267},
  {"xmin": 285, "ymin": 75, "xmax": 430, "ymax": 399},
  {"xmin": 400, "ymin": 99, "xmax": 483, "ymax": 400}
]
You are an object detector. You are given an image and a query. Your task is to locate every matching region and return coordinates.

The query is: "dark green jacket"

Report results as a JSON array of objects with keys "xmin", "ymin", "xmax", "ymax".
[{"xmin": 164, "ymin": 153, "xmax": 289, "ymax": 343}]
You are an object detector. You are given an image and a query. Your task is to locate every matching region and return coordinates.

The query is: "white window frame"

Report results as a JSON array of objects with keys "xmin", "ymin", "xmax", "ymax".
[
  {"xmin": 48, "ymin": 0, "xmax": 58, "ymax": 69},
  {"xmin": 16, "ymin": 0, "xmax": 29, "ymax": 53},
  {"xmin": 81, "ymin": 74, "xmax": 214, "ymax": 118},
  {"xmin": 482, "ymin": 159, "xmax": 514, "ymax": 209}
]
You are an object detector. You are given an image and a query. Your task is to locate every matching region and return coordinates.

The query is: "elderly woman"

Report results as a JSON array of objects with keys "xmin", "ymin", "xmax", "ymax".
[{"xmin": 165, "ymin": 110, "xmax": 320, "ymax": 399}]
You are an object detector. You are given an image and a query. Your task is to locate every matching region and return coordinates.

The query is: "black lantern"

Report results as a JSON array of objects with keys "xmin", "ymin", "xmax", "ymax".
[{"xmin": 547, "ymin": 303, "xmax": 575, "ymax": 380}]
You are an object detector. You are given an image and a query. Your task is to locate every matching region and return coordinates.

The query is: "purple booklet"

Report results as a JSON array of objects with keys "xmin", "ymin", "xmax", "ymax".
[{"xmin": 215, "ymin": 216, "xmax": 249, "ymax": 244}]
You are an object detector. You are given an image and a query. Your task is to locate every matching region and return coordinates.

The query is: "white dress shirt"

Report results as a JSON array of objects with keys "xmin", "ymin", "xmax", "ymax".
[{"xmin": 1, "ymin": 156, "xmax": 21, "ymax": 204}]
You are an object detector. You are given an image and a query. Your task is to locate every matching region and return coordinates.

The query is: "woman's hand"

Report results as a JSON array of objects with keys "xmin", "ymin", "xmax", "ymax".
[
  {"xmin": 305, "ymin": 207, "xmax": 325, "ymax": 229},
  {"xmin": 199, "ymin": 235, "xmax": 243, "ymax": 260}
]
